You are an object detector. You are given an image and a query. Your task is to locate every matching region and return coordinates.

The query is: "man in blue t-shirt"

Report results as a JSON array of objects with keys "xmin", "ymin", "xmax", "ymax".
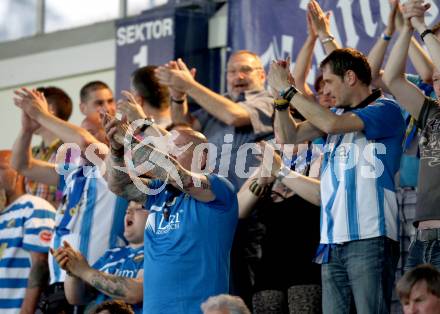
[
  {"xmin": 104, "ymin": 121, "xmax": 238, "ymax": 314},
  {"xmin": 51, "ymin": 201, "xmax": 147, "ymax": 313}
]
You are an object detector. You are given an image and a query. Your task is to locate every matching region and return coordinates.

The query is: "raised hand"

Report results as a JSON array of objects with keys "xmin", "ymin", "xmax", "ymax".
[
  {"xmin": 117, "ymin": 90, "xmax": 147, "ymax": 122},
  {"xmin": 165, "ymin": 60, "xmax": 196, "ymax": 100},
  {"xmin": 308, "ymin": 0, "xmax": 332, "ymax": 38},
  {"xmin": 402, "ymin": 0, "xmax": 431, "ymax": 32},
  {"xmin": 62, "ymin": 241, "xmax": 91, "ymax": 278},
  {"xmin": 258, "ymin": 141, "xmax": 283, "ymax": 179},
  {"xmin": 100, "ymin": 109, "xmax": 128, "ymax": 151},
  {"xmin": 306, "ymin": 5, "xmax": 318, "ymax": 39},
  {"xmin": 13, "ymin": 87, "xmax": 50, "ymax": 120},
  {"xmin": 391, "ymin": 0, "xmax": 405, "ymax": 32},
  {"xmin": 385, "ymin": 0, "xmax": 399, "ymax": 36},
  {"xmin": 155, "ymin": 58, "xmax": 196, "ymax": 94},
  {"xmin": 267, "ymin": 59, "xmax": 292, "ymax": 95},
  {"xmin": 50, "ymin": 245, "xmax": 69, "ymax": 271},
  {"xmin": 21, "ymin": 110, "xmax": 41, "ymax": 133}
]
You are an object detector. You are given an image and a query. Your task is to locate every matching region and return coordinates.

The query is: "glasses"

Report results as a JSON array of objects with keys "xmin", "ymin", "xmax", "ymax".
[{"xmin": 226, "ymin": 66, "xmax": 262, "ymax": 76}]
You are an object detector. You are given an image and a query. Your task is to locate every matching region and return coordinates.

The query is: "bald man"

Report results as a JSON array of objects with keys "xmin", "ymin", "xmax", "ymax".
[{"xmin": 104, "ymin": 117, "xmax": 238, "ymax": 314}]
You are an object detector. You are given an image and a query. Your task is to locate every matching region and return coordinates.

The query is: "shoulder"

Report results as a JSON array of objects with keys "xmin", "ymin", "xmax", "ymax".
[
  {"xmin": 243, "ymin": 90, "xmax": 273, "ymax": 106},
  {"xmin": 358, "ymin": 97, "xmax": 404, "ymax": 117},
  {"xmin": 12, "ymin": 194, "xmax": 56, "ymax": 213},
  {"xmin": 201, "ymin": 174, "xmax": 238, "ymax": 210},
  {"xmin": 418, "ymin": 97, "xmax": 440, "ymax": 126},
  {"xmin": 206, "ymin": 174, "xmax": 235, "ymax": 192}
]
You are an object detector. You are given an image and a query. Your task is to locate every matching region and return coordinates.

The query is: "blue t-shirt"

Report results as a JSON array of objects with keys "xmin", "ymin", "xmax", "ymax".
[
  {"xmin": 88, "ymin": 246, "xmax": 144, "ymax": 313},
  {"xmin": 142, "ymin": 174, "xmax": 238, "ymax": 314},
  {"xmin": 319, "ymin": 98, "xmax": 405, "ymax": 245}
]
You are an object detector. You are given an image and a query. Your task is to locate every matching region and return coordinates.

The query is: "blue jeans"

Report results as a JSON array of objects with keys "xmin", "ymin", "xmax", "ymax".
[
  {"xmin": 322, "ymin": 237, "xmax": 399, "ymax": 314},
  {"xmin": 405, "ymin": 239, "xmax": 440, "ymax": 271}
]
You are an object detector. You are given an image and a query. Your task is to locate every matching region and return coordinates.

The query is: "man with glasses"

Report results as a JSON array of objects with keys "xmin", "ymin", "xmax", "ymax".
[
  {"xmin": 156, "ymin": 50, "xmax": 274, "ymax": 309},
  {"xmin": 155, "ymin": 50, "xmax": 274, "ymax": 189}
]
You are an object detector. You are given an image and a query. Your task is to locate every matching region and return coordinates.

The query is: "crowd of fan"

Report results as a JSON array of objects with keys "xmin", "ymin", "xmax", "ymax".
[{"xmin": 1, "ymin": 0, "xmax": 440, "ymax": 313}]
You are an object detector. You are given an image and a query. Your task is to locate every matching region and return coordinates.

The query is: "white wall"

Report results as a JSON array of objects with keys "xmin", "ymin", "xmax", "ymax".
[
  {"xmin": 0, "ymin": 69, "xmax": 115, "ymax": 150},
  {"xmin": 0, "ymin": 3, "xmax": 227, "ymax": 150}
]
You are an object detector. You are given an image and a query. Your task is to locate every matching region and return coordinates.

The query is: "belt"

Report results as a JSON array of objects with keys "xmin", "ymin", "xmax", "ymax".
[
  {"xmin": 416, "ymin": 228, "xmax": 440, "ymax": 241},
  {"xmin": 48, "ymin": 282, "xmax": 65, "ymax": 294}
]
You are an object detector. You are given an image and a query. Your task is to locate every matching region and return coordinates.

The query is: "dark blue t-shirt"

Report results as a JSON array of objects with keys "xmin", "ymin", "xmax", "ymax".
[
  {"xmin": 91, "ymin": 246, "xmax": 144, "ymax": 313},
  {"xmin": 142, "ymin": 174, "xmax": 238, "ymax": 314}
]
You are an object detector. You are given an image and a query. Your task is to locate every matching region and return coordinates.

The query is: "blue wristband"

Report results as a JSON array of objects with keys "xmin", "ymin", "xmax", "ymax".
[{"xmin": 382, "ymin": 33, "xmax": 392, "ymax": 41}]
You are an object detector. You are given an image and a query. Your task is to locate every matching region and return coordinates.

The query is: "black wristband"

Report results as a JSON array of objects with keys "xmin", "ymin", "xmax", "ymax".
[
  {"xmin": 274, "ymin": 103, "xmax": 290, "ymax": 111},
  {"xmin": 111, "ymin": 146, "xmax": 124, "ymax": 159},
  {"xmin": 249, "ymin": 180, "xmax": 268, "ymax": 197},
  {"xmin": 420, "ymin": 29, "xmax": 434, "ymax": 42},
  {"xmin": 280, "ymin": 85, "xmax": 298, "ymax": 103},
  {"xmin": 170, "ymin": 97, "xmax": 185, "ymax": 104},
  {"xmin": 273, "ymin": 100, "xmax": 290, "ymax": 111}
]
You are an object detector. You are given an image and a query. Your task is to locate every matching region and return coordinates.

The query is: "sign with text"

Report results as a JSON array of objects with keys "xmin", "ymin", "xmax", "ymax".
[
  {"xmin": 115, "ymin": 6, "xmax": 211, "ymax": 97},
  {"xmin": 228, "ymin": 0, "xmax": 440, "ymax": 87},
  {"xmin": 115, "ymin": 8, "xmax": 176, "ymax": 96}
]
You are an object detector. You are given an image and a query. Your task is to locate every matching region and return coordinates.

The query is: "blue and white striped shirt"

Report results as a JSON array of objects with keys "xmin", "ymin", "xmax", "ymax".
[
  {"xmin": 49, "ymin": 165, "xmax": 127, "ymax": 284},
  {"xmin": 320, "ymin": 98, "xmax": 405, "ymax": 244},
  {"xmin": 0, "ymin": 195, "xmax": 55, "ymax": 313}
]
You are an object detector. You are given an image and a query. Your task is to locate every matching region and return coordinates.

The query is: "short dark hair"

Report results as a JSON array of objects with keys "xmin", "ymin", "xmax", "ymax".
[
  {"xmin": 320, "ymin": 48, "xmax": 372, "ymax": 86},
  {"xmin": 131, "ymin": 66, "xmax": 169, "ymax": 110},
  {"xmin": 314, "ymin": 74, "xmax": 324, "ymax": 93},
  {"xmin": 433, "ymin": 21, "xmax": 440, "ymax": 35},
  {"xmin": 36, "ymin": 86, "xmax": 72, "ymax": 121},
  {"xmin": 396, "ymin": 264, "xmax": 440, "ymax": 301},
  {"xmin": 92, "ymin": 300, "xmax": 134, "ymax": 314},
  {"xmin": 80, "ymin": 81, "xmax": 111, "ymax": 102}
]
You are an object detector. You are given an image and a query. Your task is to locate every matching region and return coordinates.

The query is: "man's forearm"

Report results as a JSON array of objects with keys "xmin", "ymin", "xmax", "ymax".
[
  {"xmin": 12, "ymin": 129, "xmax": 58, "ymax": 185},
  {"xmin": 409, "ymin": 36, "xmax": 435, "ymax": 82},
  {"xmin": 21, "ymin": 257, "xmax": 49, "ymax": 314},
  {"xmin": 367, "ymin": 35, "xmax": 389, "ymax": 80},
  {"xmin": 383, "ymin": 24, "xmax": 425, "ymax": 119},
  {"xmin": 280, "ymin": 172, "xmax": 321, "ymax": 206},
  {"xmin": 274, "ymin": 110, "xmax": 300, "ymax": 144},
  {"xmin": 318, "ymin": 30, "xmax": 340, "ymax": 55},
  {"xmin": 290, "ymin": 93, "xmax": 340, "ymax": 134},
  {"xmin": 384, "ymin": 26, "xmax": 413, "ymax": 83},
  {"xmin": 171, "ymin": 99, "xmax": 194, "ymax": 126},
  {"xmin": 238, "ymin": 177, "xmax": 270, "ymax": 218},
  {"xmin": 36, "ymin": 112, "xmax": 99, "ymax": 151},
  {"xmin": 294, "ymin": 35, "xmax": 317, "ymax": 97},
  {"xmin": 81, "ymin": 268, "xmax": 143, "ymax": 304},
  {"xmin": 413, "ymin": 25, "xmax": 440, "ymax": 69},
  {"xmin": 11, "ymin": 129, "xmax": 33, "ymax": 173},
  {"xmin": 186, "ymin": 80, "xmax": 251, "ymax": 126},
  {"xmin": 64, "ymin": 275, "xmax": 94, "ymax": 305}
]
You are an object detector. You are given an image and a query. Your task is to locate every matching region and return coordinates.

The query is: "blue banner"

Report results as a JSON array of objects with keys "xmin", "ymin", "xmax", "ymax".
[
  {"xmin": 115, "ymin": 8, "xmax": 176, "ymax": 96},
  {"xmin": 115, "ymin": 5, "xmax": 214, "ymax": 97},
  {"xmin": 228, "ymin": 0, "xmax": 440, "ymax": 86}
]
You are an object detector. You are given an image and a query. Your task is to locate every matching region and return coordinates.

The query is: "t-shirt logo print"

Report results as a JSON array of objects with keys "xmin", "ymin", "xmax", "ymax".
[
  {"xmin": 145, "ymin": 202, "xmax": 182, "ymax": 235},
  {"xmin": 420, "ymin": 117, "xmax": 440, "ymax": 167}
]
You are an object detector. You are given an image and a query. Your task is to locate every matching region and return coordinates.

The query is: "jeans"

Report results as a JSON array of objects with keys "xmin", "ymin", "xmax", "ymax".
[
  {"xmin": 322, "ymin": 236, "xmax": 400, "ymax": 314},
  {"xmin": 405, "ymin": 239, "xmax": 440, "ymax": 271}
]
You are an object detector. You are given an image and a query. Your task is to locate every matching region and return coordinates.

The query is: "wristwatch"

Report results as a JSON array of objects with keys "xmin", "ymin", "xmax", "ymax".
[{"xmin": 276, "ymin": 164, "xmax": 291, "ymax": 182}]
